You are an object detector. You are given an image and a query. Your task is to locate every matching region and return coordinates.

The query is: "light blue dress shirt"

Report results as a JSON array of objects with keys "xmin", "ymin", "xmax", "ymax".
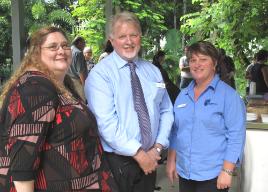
[
  {"xmin": 85, "ymin": 51, "xmax": 174, "ymax": 156},
  {"xmin": 169, "ymin": 74, "xmax": 246, "ymax": 181}
]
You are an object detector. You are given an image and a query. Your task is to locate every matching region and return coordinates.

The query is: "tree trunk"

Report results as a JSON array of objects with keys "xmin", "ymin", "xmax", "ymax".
[
  {"xmin": 105, "ymin": 0, "xmax": 113, "ymax": 40},
  {"xmin": 173, "ymin": 0, "xmax": 177, "ymax": 29},
  {"xmin": 182, "ymin": 0, "xmax": 187, "ymax": 47}
]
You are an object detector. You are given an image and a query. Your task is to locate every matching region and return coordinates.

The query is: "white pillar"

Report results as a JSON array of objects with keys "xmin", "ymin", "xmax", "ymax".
[
  {"xmin": 11, "ymin": 0, "xmax": 26, "ymax": 69},
  {"xmin": 105, "ymin": 0, "xmax": 113, "ymax": 39}
]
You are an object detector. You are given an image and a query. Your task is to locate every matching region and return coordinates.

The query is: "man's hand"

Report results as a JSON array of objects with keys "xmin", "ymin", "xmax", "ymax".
[
  {"xmin": 133, "ymin": 148, "xmax": 157, "ymax": 175},
  {"xmin": 147, "ymin": 144, "xmax": 162, "ymax": 162}
]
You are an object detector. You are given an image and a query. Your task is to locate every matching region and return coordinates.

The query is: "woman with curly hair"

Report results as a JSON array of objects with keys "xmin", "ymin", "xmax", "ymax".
[{"xmin": 0, "ymin": 26, "xmax": 118, "ymax": 192}]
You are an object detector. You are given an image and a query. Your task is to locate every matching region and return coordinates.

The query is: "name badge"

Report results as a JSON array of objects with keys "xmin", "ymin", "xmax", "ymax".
[
  {"xmin": 177, "ymin": 103, "xmax": 187, "ymax": 108},
  {"xmin": 155, "ymin": 82, "xmax": 166, "ymax": 89}
]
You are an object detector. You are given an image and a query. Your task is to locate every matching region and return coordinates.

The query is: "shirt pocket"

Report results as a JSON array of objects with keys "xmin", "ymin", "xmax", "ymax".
[
  {"xmin": 147, "ymin": 81, "xmax": 166, "ymax": 104},
  {"xmin": 201, "ymin": 104, "xmax": 225, "ymax": 134}
]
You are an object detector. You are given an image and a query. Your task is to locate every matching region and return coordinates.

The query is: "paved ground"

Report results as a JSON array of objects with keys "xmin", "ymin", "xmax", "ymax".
[
  {"xmin": 155, "ymin": 163, "xmax": 240, "ymax": 192},
  {"xmin": 155, "ymin": 163, "xmax": 179, "ymax": 192}
]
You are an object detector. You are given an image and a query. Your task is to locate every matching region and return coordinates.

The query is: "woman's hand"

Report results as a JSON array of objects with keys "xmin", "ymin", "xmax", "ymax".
[
  {"xmin": 166, "ymin": 149, "xmax": 178, "ymax": 184},
  {"xmin": 217, "ymin": 171, "xmax": 232, "ymax": 189},
  {"xmin": 217, "ymin": 160, "xmax": 235, "ymax": 189}
]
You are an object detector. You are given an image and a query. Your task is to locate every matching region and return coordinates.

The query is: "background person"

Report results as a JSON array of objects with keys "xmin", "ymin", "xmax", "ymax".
[
  {"xmin": 166, "ymin": 41, "xmax": 246, "ymax": 192},
  {"xmin": 0, "ymin": 26, "xmax": 118, "ymax": 192},
  {"xmin": 247, "ymin": 49, "xmax": 268, "ymax": 95},
  {"xmin": 83, "ymin": 47, "xmax": 95, "ymax": 72},
  {"xmin": 217, "ymin": 48, "xmax": 236, "ymax": 89},
  {"xmin": 245, "ymin": 62, "xmax": 255, "ymax": 94},
  {"xmin": 98, "ymin": 39, "xmax": 114, "ymax": 62},
  {"xmin": 68, "ymin": 36, "xmax": 88, "ymax": 102},
  {"xmin": 152, "ymin": 50, "xmax": 180, "ymax": 104},
  {"xmin": 85, "ymin": 11, "xmax": 174, "ymax": 192},
  {"xmin": 179, "ymin": 46, "xmax": 193, "ymax": 89}
]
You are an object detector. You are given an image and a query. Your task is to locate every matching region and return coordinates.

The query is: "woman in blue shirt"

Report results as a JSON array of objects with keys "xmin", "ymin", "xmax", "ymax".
[{"xmin": 166, "ymin": 41, "xmax": 246, "ymax": 192}]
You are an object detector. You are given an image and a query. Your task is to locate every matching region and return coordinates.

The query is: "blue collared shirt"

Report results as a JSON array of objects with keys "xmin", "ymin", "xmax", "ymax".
[
  {"xmin": 85, "ymin": 51, "xmax": 174, "ymax": 156},
  {"xmin": 169, "ymin": 75, "xmax": 246, "ymax": 181}
]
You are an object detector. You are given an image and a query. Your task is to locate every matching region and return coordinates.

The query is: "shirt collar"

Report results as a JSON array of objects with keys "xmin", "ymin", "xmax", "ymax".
[
  {"xmin": 184, "ymin": 74, "xmax": 220, "ymax": 96},
  {"xmin": 209, "ymin": 74, "xmax": 220, "ymax": 89},
  {"xmin": 111, "ymin": 51, "xmax": 139, "ymax": 69}
]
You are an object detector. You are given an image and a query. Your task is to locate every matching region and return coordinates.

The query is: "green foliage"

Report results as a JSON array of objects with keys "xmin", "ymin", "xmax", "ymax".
[
  {"xmin": 165, "ymin": 29, "xmax": 182, "ymax": 57},
  {"xmin": 32, "ymin": 1, "xmax": 46, "ymax": 20},
  {"xmin": 0, "ymin": 16, "xmax": 11, "ymax": 64},
  {"xmin": 0, "ymin": 0, "xmax": 76, "ymax": 80},
  {"xmin": 48, "ymin": 10, "xmax": 75, "ymax": 26},
  {"xmin": 160, "ymin": 29, "xmax": 181, "ymax": 83},
  {"xmin": 0, "ymin": 58, "xmax": 12, "ymax": 81},
  {"xmin": 27, "ymin": 0, "xmax": 75, "ymax": 33},
  {"xmin": 0, "ymin": 0, "xmax": 10, "ymax": 15},
  {"xmin": 71, "ymin": 0, "xmax": 173, "ymax": 62},
  {"xmin": 0, "ymin": 0, "xmax": 11, "ymax": 66},
  {"xmin": 1, "ymin": 0, "xmax": 267, "ymax": 93},
  {"xmin": 71, "ymin": 0, "xmax": 106, "ymax": 60},
  {"xmin": 181, "ymin": 0, "xmax": 268, "ymax": 95}
]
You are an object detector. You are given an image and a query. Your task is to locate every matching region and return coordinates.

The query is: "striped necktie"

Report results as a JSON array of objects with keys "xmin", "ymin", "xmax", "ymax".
[{"xmin": 128, "ymin": 62, "xmax": 152, "ymax": 150}]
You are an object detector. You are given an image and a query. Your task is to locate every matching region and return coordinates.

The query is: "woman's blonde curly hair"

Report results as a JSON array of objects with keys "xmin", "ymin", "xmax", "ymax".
[{"xmin": 0, "ymin": 26, "xmax": 73, "ymax": 106}]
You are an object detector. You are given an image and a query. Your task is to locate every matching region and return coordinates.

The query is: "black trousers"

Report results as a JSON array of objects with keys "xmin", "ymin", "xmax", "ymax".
[
  {"xmin": 179, "ymin": 176, "xmax": 229, "ymax": 192},
  {"xmin": 105, "ymin": 152, "xmax": 156, "ymax": 192}
]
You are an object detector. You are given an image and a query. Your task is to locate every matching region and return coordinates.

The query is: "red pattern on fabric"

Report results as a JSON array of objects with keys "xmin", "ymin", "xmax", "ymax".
[
  {"xmin": 35, "ymin": 169, "xmax": 47, "ymax": 190},
  {"xmin": 101, "ymin": 171, "xmax": 111, "ymax": 191},
  {"xmin": 56, "ymin": 113, "xmax": 62, "ymax": 124},
  {"xmin": 8, "ymin": 89, "xmax": 25, "ymax": 121},
  {"xmin": 57, "ymin": 105, "xmax": 73, "ymax": 113},
  {"xmin": 69, "ymin": 138, "xmax": 89, "ymax": 174},
  {"xmin": 65, "ymin": 111, "xmax": 71, "ymax": 117},
  {"xmin": 6, "ymin": 139, "xmax": 16, "ymax": 151},
  {"xmin": 98, "ymin": 140, "xmax": 104, "ymax": 155},
  {"xmin": 9, "ymin": 177, "xmax": 17, "ymax": 192},
  {"xmin": 33, "ymin": 157, "xmax": 40, "ymax": 170},
  {"xmin": 42, "ymin": 142, "xmax": 52, "ymax": 151},
  {"xmin": 9, "ymin": 187, "xmax": 16, "ymax": 192}
]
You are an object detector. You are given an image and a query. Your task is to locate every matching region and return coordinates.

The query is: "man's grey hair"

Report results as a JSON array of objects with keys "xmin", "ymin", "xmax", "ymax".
[
  {"xmin": 108, "ymin": 11, "xmax": 142, "ymax": 38},
  {"xmin": 83, "ymin": 47, "xmax": 92, "ymax": 53}
]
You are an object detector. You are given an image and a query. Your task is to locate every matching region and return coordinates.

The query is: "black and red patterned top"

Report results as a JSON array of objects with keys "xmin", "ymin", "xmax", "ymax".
[{"xmin": 0, "ymin": 71, "xmax": 118, "ymax": 191}]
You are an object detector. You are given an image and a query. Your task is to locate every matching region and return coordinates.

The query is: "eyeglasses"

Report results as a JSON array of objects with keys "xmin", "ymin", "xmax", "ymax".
[{"xmin": 41, "ymin": 43, "xmax": 71, "ymax": 51}]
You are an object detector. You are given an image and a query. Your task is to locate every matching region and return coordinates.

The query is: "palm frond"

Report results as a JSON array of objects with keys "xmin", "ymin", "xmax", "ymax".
[{"xmin": 48, "ymin": 10, "xmax": 75, "ymax": 27}]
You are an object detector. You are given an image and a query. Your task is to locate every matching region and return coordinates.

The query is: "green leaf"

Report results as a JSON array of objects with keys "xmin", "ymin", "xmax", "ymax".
[{"xmin": 32, "ymin": 1, "xmax": 46, "ymax": 20}]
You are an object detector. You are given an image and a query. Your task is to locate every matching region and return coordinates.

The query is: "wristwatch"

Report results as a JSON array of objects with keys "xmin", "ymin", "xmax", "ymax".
[
  {"xmin": 154, "ymin": 146, "xmax": 162, "ymax": 154},
  {"xmin": 222, "ymin": 168, "xmax": 234, "ymax": 176}
]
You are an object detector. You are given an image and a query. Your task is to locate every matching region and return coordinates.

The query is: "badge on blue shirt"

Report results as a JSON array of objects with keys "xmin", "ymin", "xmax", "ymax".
[
  {"xmin": 155, "ymin": 82, "xmax": 166, "ymax": 89},
  {"xmin": 177, "ymin": 103, "xmax": 187, "ymax": 108}
]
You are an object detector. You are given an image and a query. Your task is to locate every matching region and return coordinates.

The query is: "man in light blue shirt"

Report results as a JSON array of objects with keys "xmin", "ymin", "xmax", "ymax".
[{"xmin": 84, "ymin": 11, "xmax": 174, "ymax": 192}]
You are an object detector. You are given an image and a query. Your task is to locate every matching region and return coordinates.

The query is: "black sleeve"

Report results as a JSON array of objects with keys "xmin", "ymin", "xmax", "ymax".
[{"xmin": 8, "ymin": 76, "xmax": 59, "ymax": 181}]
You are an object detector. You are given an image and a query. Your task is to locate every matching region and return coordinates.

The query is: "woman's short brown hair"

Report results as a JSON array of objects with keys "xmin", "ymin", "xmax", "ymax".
[{"xmin": 186, "ymin": 41, "xmax": 219, "ymax": 65}]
